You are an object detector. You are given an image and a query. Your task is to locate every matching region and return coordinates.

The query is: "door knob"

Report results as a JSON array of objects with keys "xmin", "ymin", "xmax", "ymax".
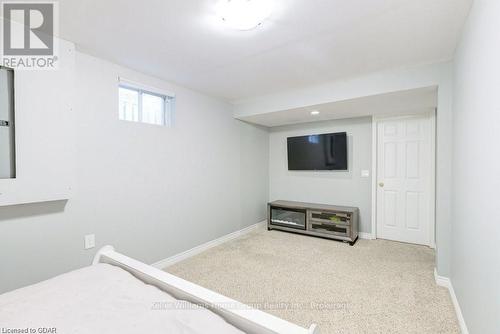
[{"xmin": 378, "ymin": 182, "xmax": 384, "ymax": 187}]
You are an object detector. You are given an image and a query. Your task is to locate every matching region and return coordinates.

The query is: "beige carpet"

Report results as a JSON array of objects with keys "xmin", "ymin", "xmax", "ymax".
[{"xmin": 165, "ymin": 228, "xmax": 459, "ymax": 334}]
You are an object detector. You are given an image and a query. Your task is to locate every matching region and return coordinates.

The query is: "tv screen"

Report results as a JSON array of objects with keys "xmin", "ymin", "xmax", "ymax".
[{"xmin": 287, "ymin": 132, "xmax": 347, "ymax": 170}]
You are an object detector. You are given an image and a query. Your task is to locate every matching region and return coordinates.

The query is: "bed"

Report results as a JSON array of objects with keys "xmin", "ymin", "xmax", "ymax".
[{"xmin": 0, "ymin": 246, "xmax": 319, "ymax": 334}]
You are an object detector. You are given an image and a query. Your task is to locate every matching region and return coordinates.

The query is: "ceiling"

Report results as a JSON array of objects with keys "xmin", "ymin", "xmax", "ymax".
[
  {"xmin": 239, "ymin": 87, "xmax": 438, "ymax": 127},
  {"xmin": 58, "ymin": 0, "xmax": 471, "ymax": 101}
]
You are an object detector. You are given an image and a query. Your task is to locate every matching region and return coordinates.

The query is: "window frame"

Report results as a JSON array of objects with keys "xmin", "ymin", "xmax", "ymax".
[{"xmin": 118, "ymin": 78, "xmax": 175, "ymax": 127}]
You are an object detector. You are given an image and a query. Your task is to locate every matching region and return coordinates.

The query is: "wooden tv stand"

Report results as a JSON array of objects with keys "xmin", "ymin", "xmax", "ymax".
[{"xmin": 267, "ymin": 200, "xmax": 359, "ymax": 245}]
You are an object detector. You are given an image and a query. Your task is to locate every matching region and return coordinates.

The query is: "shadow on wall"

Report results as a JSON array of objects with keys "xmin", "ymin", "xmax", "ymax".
[{"xmin": 0, "ymin": 200, "xmax": 68, "ymax": 222}]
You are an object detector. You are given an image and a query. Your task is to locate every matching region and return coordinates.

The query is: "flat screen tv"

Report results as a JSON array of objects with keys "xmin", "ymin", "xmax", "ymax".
[{"xmin": 287, "ymin": 132, "xmax": 347, "ymax": 170}]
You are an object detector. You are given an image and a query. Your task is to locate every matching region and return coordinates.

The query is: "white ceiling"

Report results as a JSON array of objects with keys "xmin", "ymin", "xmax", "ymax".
[
  {"xmin": 239, "ymin": 87, "xmax": 438, "ymax": 127},
  {"xmin": 59, "ymin": 0, "xmax": 471, "ymax": 101}
]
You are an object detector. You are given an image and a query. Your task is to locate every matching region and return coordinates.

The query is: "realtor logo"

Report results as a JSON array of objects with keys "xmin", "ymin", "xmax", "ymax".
[{"xmin": 1, "ymin": 1, "xmax": 59, "ymax": 69}]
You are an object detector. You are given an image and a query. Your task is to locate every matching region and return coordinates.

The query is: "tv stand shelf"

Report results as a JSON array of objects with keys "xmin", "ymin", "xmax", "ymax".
[{"xmin": 267, "ymin": 200, "xmax": 359, "ymax": 245}]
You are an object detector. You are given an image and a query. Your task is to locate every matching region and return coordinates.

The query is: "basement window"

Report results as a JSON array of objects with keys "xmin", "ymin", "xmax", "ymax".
[{"xmin": 118, "ymin": 80, "xmax": 175, "ymax": 126}]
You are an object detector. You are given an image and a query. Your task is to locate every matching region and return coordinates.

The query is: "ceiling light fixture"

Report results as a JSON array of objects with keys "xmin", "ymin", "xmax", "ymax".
[
  {"xmin": 216, "ymin": 0, "xmax": 272, "ymax": 31},
  {"xmin": 311, "ymin": 111, "xmax": 320, "ymax": 116}
]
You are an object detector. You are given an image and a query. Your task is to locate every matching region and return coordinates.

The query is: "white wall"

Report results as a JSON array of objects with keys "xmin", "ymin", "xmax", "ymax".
[
  {"xmin": 0, "ymin": 51, "xmax": 269, "ymax": 294},
  {"xmin": 269, "ymin": 117, "xmax": 372, "ymax": 233},
  {"xmin": 451, "ymin": 0, "xmax": 500, "ymax": 332}
]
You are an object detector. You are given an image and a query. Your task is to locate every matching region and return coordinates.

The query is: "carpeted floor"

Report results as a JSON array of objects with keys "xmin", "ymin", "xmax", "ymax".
[{"xmin": 165, "ymin": 228, "xmax": 459, "ymax": 334}]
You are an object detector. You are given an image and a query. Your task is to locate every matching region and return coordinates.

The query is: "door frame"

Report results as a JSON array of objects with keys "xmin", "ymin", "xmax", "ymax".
[{"xmin": 371, "ymin": 111, "xmax": 436, "ymax": 248}]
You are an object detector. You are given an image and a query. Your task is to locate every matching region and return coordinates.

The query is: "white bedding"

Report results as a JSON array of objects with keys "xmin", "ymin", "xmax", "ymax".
[{"xmin": 0, "ymin": 264, "xmax": 244, "ymax": 334}]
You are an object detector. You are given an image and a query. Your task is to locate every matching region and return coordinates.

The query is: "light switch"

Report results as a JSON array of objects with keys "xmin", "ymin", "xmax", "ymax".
[
  {"xmin": 84, "ymin": 234, "xmax": 95, "ymax": 250},
  {"xmin": 361, "ymin": 170, "xmax": 370, "ymax": 177}
]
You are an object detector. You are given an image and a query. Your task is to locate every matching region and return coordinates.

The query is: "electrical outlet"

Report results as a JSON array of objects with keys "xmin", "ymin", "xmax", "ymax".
[{"xmin": 84, "ymin": 234, "xmax": 95, "ymax": 250}]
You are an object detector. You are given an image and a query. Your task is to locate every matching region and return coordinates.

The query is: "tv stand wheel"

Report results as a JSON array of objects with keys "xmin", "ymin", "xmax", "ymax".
[
  {"xmin": 267, "ymin": 227, "xmax": 271, "ymax": 231},
  {"xmin": 349, "ymin": 236, "xmax": 359, "ymax": 246}
]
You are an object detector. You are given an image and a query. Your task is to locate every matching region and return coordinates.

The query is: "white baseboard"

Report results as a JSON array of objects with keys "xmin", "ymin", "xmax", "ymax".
[
  {"xmin": 153, "ymin": 221, "xmax": 266, "ymax": 269},
  {"xmin": 434, "ymin": 268, "xmax": 469, "ymax": 334},
  {"xmin": 359, "ymin": 232, "xmax": 375, "ymax": 240}
]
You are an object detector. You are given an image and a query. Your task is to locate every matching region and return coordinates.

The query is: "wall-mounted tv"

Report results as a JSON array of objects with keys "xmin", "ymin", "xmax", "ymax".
[{"xmin": 287, "ymin": 132, "xmax": 347, "ymax": 170}]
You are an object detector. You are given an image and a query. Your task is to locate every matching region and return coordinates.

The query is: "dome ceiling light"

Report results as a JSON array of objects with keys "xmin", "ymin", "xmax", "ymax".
[{"xmin": 216, "ymin": 0, "xmax": 272, "ymax": 31}]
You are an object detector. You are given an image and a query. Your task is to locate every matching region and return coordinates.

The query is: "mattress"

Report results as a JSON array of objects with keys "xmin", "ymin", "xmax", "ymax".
[{"xmin": 0, "ymin": 263, "xmax": 244, "ymax": 334}]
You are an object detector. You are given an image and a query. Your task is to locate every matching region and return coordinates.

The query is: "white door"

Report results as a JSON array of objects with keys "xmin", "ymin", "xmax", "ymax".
[{"xmin": 376, "ymin": 114, "xmax": 434, "ymax": 246}]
